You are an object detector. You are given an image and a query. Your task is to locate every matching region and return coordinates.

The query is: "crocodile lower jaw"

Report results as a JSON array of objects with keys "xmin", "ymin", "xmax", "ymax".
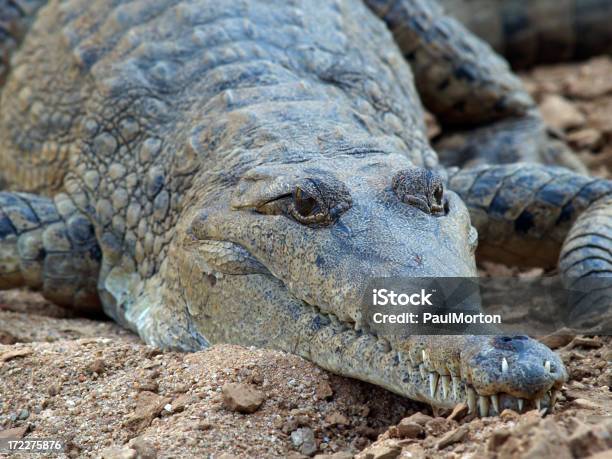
[{"xmin": 413, "ymin": 363, "xmax": 560, "ymax": 416}]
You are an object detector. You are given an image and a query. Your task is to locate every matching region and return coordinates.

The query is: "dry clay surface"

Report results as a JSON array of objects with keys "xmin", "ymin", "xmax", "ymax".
[{"xmin": 2, "ymin": 57, "xmax": 612, "ymax": 458}]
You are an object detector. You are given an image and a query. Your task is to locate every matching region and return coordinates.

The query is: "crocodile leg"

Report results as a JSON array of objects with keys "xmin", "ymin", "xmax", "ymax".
[
  {"xmin": 365, "ymin": 0, "xmax": 584, "ymax": 171},
  {"xmin": 0, "ymin": 191, "xmax": 101, "ymax": 313}
]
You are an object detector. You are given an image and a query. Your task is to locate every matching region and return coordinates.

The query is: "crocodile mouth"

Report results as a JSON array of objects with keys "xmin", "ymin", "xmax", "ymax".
[
  {"xmin": 398, "ymin": 346, "xmax": 564, "ymax": 415},
  {"xmin": 193, "ymin": 238, "xmax": 567, "ymax": 416}
]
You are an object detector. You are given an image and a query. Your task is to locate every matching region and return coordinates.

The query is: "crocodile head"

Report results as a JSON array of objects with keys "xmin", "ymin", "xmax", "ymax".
[{"xmin": 166, "ymin": 153, "xmax": 566, "ymax": 415}]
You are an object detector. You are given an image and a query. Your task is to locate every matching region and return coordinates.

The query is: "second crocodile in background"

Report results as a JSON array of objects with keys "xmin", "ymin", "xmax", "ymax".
[{"xmin": 2, "ymin": 0, "xmax": 612, "ymax": 416}]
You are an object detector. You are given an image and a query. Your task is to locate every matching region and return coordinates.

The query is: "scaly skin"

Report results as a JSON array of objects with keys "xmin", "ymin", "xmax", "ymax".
[
  {"xmin": 439, "ymin": 0, "xmax": 612, "ymax": 68},
  {"xmin": 0, "ymin": 0, "xmax": 597, "ymax": 416},
  {"xmin": 0, "ymin": 1, "xmax": 48, "ymax": 87}
]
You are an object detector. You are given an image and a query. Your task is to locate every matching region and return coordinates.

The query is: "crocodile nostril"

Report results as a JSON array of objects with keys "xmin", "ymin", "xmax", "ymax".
[
  {"xmin": 500, "ymin": 335, "xmax": 528, "ymax": 342},
  {"xmin": 392, "ymin": 167, "xmax": 445, "ymax": 215}
]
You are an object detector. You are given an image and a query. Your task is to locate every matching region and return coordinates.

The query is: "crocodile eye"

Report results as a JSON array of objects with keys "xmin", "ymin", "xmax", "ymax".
[{"xmin": 294, "ymin": 186, "xmax": 320, "ymax": 218}]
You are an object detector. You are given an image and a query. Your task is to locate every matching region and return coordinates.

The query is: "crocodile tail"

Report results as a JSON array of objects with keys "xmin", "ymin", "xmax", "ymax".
[
  {"xmin": 447, "ymin": 163, "xmax": 612, "ymax": 268},
  {"xmin": 439, "ymin": 0, "xmax": 612, "ymax": 68},
  {"xmin": 559, "ymin": 194, "xmax": 612, "ymax": 327},
  {"xmin": 0, "ymin": 191, "xmax": 101, "ymax": 313}
]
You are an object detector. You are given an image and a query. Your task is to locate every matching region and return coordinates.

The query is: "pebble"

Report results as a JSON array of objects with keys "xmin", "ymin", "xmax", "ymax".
[
  {"xmin": 88, "ymin": 359, "xmax": 106, "ymax": 375},
  {"xmin": 124, "ymin": 391, "xmax": 171, "ymax": 431},
  {"xmin": 400, "ymin": 412, "xmax": 432, "ymax": 426},
  {"xmin": 325, "ymin": 412, "xmax": 349, "ymax": 426},
  {"xmin": 313, "ymin": 452, "xmax": 353, "ymax": 459},
  {"xmin": 540, "ymin": 94, "xmax": 586, "ymax": 131},
  {"xmin": 447, "ymin": 402, "xmax": 468, "ymax": 421},
  {"xmin": 567, "ymin": 128, "xmax": 603, "ymax": 151},
  {"xmin": 395, "ymin": 419, "xmax": 423, "ymax": 439},
  {"xmin": 435, "ymin": 425, "xmax": 468, "ymax": 450},
  {"xmin": 572, "ymin": 398, "xmax": 599, "ymax": 410},
  {"xmin": 291, "ymin": 427, "xmax": 317, "ymax": 456},
  {"xmin": 100, "ymin": 447, "xmax": 137, "ymax": 459},
  {"xmin": 221, "ymin": 382, "xmax": 265, "ymax": 414},
  {"xmin": 130, "ymin": 437, "xmax": 158, "ymax": 459},
  {"xmin": 315, "ymin": 381, "xmax": 333, "ymax": 400},
  {"xmin": 358, "ymin": 443, "xmax": 401, "ymax": 459}
]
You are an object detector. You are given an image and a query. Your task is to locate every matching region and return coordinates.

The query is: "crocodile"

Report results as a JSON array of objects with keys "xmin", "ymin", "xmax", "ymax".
[
  {"xmin": 439, "ymin": 0, "xmax": 612, "ymax": 69},
  {"xmin": 1, "ymin": 0, "xmax": 610, "ymax": 416}
]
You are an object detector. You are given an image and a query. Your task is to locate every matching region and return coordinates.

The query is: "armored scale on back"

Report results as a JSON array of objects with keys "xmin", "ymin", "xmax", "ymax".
[{"xmin": 1, "ymin": 0, "xmax": 611, "ymax": 416}]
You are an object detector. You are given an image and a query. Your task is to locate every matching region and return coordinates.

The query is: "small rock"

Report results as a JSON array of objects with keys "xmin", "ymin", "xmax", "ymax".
[
  {"xmin": 314, "ymin": 452, "xmax": 353, "ymax": 459},
  {"xmin": 435, "ymin": 425, "xmax": 468, "ymax": 450},
  {"xmin": 124, "ymin": 391, "xmax": 171, "ymax": 431},
  {"xmin": 359, "ymin": 443, "xmax": 400, "ymax": 459},
  {"xmin": 221, "ymin": 383, "xmax": 264, "ymax": 414},
  {"xmin": 565, "ymin": 57, "xmax": 612, "ymax": 99},
  {"xmin": 171, "ymin": 394, "xmax": 195, "ymax": 413},
  {"xmin": 567, "ymin": 337, "xmax": 603, "ymax": 349},
  {"xmin": 135, "ymin": 381, "xmax": 159, "ymax": 393},
  {"xmin": 538, "ymin": 330, "xmax": 576, "ymax": 349},
  {"xmin": 0, "ymin": 425, "xmax": 28, "ymax": 439},
  {"xmin": 88, "ymin": 359, "xmax": 105, "ymax": 375},
  {"xmin": 48, "ymin": 384, "xmax": 60, "ymax": 396},
  {"xmin": 100, "ymin": 447, "xmax": 137, "ymax": 459},
  {"xmin": 17, "ymin": 409, "xmax": 29, "ymax": 420},
  {"xmin": 567, "ymin": 128, "xmax": 603, "ymax": 151},
  {"xmin": 572, "ymin": 398, "xmax": 599, "ymax": 410},
  {"xmin": 315, "ymin": 381, "xmax": 333, "ymax": 400},
  {"xmin": 396, "ymin": 420, "xmax": 423, "ymax": 439},
  {"xmin": 291, "ymin": 427, "xmax": 317, "ymax": 456},
  {"xmin": 540, "ymin": 94, "xmax": 585, "ymax": 131},
  {"xmin": 401, "ymin": 444, "xmax": 426, "ymax": 459},
  {"xmin": 401, "ymin": 412, "xmax": 432, "ymax": 426},
  {"xmin": 0, "ymin": 348, "xmax": 32, "ymax": 364},
  {"xmin": 248, "ymin": 370, "xmax": 264, "ymax": 385},
  {"xmin": 130, "ymin": 437, "xmax": 157, "ymax": 459},
  {"xmin": 447, "ymin": 403, "xmax": 468, "ymax": 421},
  {"xmin": 325, "ymin": 412, "xmax": 349, "ymax": 426}
]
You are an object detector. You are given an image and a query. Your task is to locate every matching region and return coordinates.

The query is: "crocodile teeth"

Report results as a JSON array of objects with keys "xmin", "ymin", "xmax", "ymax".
[
  {"xmin": 502, "ymin": 358, "xmax": 509, "ymax": 374},
  {"xmin": 517, "ymin": 398, "xmax": 524, "ymax": 412},
  {"xmin": 419, "ymin": 364, "xmax": 427, "ymax": 379},
  {"xmin": 452, "ymin": 376, "xmax": 460, "ymax": 399},
  {"xmin": 429, "ymin": 372, "xmax": 439, "ymax": 398},
  {"xmin": 467, "ymin": 387, "xmax": 477, "ymax": 414},
  {"xmin": 409, "ymin": 353, "xmax": 416, "ymax": 367},
  {"xmin": 490, "ymin": 394, "xmax": 499, "ymax": 413},
  {"xmin": 544, "ymin": 360, "xmax": 551, "ymax": 373},
  {"xmin": 535, "ymin": 398, "xmax": 541, "ymax": 410},
  {"xmin": 478, "ymin": 395, "xmax": 490, "ymax": 417},
  {"xmin": 440, "ymin": 375, "xmax": 450, "ymax": 399},
  {"xmin": 422, "ymin": 350, "xmax": 428, "ymax": 364}
]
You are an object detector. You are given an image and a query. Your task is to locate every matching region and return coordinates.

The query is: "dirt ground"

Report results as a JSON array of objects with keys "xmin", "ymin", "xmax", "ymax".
[{"xmin": 1, "ymin": 57, "xmax": 612, "ymax": 459}]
